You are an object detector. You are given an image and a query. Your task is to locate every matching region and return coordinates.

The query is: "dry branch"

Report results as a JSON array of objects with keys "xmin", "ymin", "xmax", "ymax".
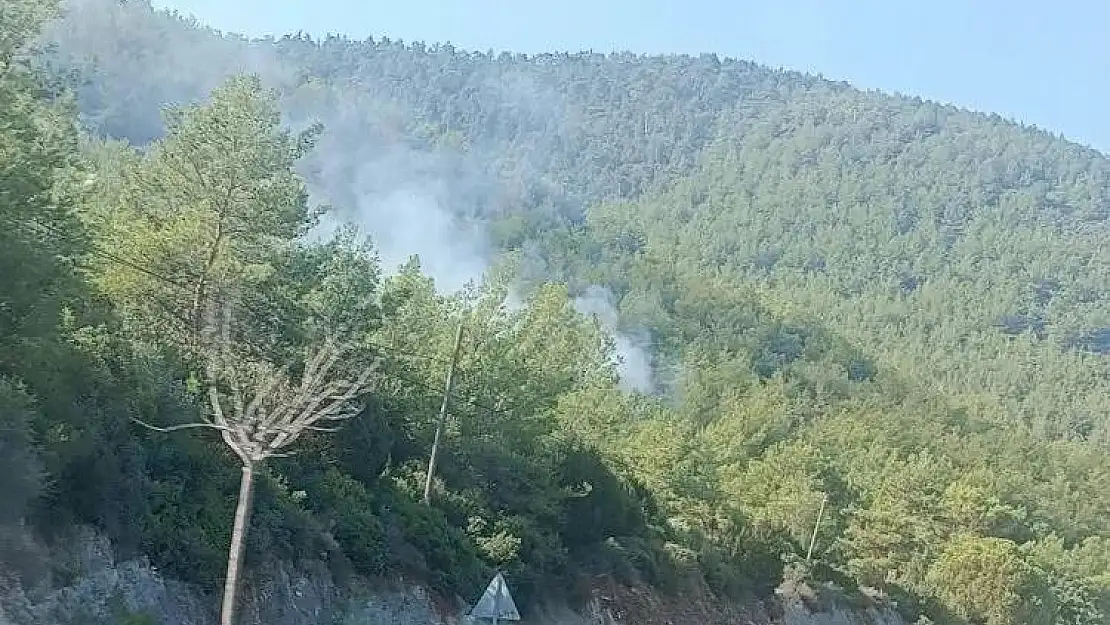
[{"xmin": 134, "ymin": 340, "xmax": 376, "ymax": 464}]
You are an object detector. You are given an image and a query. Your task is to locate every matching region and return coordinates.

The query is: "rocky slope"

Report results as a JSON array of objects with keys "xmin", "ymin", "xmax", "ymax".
[{"xmin": 0, "ymin": 528, "xmax": 906, "ymax": 625}]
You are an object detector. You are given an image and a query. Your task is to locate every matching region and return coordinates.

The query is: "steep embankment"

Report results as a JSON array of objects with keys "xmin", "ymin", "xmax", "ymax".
[
  {"xmin": 3, "ymin": 1, "xmax": 1107, "ymax": 624},
  {"xmin": 1, "ymin": 527, "xmax": 908, "ymax": 625}
]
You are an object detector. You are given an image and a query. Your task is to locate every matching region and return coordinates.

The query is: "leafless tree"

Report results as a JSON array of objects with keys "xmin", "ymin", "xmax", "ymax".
[{"xmin": 133, "ymin": 318, "xmax": 376, "ymax": 625}]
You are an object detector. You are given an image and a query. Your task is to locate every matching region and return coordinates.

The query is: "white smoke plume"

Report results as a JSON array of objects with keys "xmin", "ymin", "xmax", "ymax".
[
  {"xmin": 572, "ymin": 285, "xmax": 655, "ymax": 395},
  {"xmin": 41, "ymin": 0, "xmax": 664, "ymax": 387},
  {"xmin": 43, "ymin": 0, "xmax": 501, "ymax": 295}
]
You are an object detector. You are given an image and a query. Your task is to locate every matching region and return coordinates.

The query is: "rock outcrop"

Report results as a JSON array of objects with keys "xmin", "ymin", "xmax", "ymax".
[{"xmin": 0, "ymin": 527, "xmax": 907, "ymax": 625}]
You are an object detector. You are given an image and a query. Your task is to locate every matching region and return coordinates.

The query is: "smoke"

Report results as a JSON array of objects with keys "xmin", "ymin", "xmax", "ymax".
[
  {"xmin": 336, "ymin": 188, "xmax": 489, "ymax": 294},
  {"xmin": 501, "ymin": 286, "xmax": 528, "ymax": 313},
  {"xmin": 572, "ymin": 285, "xmax": 655, "ymax": 395},
  {"xmin": 41, "ymin": 0, "xmax": 297, "ymax": 144},
  {"xmin": 298, "ymin": 120, "xmax": 500, "ymax": 293},
  {"xmin": 40, "ymin": 0, "xmax": 664, "ymax": 389},
  {"xmin": 44, "ymin": 0, "xmax": 503, "ymax": 294}
]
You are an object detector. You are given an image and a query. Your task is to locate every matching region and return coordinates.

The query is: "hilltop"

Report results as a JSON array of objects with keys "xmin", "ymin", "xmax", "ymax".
[{"xmin": 0, "ymin": 1, "xmax": 1107, "ymax": 624}]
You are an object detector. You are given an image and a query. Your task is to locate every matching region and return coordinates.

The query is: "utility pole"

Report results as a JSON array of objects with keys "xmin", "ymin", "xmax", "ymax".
[
  {"xmin": 806, "ymin": 493, "xmax": 829, "ymax": 564},
  {"xmin": 423, "ymin": 320, "xmax": 465, "ymax": 504}
]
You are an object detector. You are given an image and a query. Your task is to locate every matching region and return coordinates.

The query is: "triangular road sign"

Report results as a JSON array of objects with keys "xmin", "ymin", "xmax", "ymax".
[{"xmin": 469, "ymin": 572, "xmax": 520, "ymax": 621}]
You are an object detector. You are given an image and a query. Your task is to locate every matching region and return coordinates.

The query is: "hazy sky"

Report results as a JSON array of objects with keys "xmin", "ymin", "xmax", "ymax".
[{"xmin": 152, "ymin": 0, "xmax": 1108, "ymax": 153}]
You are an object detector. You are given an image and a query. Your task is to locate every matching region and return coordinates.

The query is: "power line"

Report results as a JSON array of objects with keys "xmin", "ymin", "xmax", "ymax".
[
  {"xmin": 3, "ymin": 213, "xmax": 517, "ymax": 418},
  {"xmin": 12, "ymin": 211, "xmax": 473, "ymax": 355},
  {"xmin": 3, "ymin": 213, "xmax": 451, "ymax": 361}
]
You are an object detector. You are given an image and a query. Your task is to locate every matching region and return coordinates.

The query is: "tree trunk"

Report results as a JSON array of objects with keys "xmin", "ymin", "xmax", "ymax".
[
  {"xmin": 188, "ymin": 222, "xmax": 225, "ymax": 351},
  {"xmin": 221, "ymin": 462, "xmax": 256, "ymax": 625}
]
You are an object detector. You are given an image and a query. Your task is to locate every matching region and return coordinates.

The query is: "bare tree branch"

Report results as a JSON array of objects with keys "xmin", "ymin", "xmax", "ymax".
[
  {"xmin": 195, "ymin": 334, "xmax": 377, "ymax": 464},
  {"xmin": 130, "ymin": 416, "xmax": 231, "ymax": 433}
]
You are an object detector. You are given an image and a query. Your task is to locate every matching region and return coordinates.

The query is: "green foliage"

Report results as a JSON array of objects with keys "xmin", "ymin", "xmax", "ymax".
[
  {"xmin": 0, "ymin": 0, "xmax": 60, "ymax": 61},
  {"xmin": 1, "ymin": 4, "xmax": 1108, "ymax": 625},
  {"xmin": 925, "ymin": 535, "xmax": 1054, "ymax": 625},
  {"xmin": 83, "ymin": 73, "xmax": 322, "ymax": 359},
  {"xmin": 384, "ymin": 469, "xmax": 489, "ymax": 597},
  {"xmin": 309, "ymin": 468, "xmax": 388, "ymax": 577},
  {"xmin": 0, "ymin": 4, "xmax": 87, "ymax": 374},
  {"xmin": 0, "ymin": 379, "xmax": 44, "ymax": 524},
  {"xmin": 107, "ymin": 591, "xmax": 157, "ymax": 625}
]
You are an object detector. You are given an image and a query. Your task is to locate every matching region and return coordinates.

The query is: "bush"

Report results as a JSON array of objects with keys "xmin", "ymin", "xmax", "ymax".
[
  {"xmin": 309, "ymin": 469, "xmax": 388, "ymax": 576},
  {"xmin": 0, "ymin": 379, "xmax": 44, "ymax": 525},
  {"xmin": 926, "ymin": 535, "xmax": 1054, "ymax": 625},
  {"xmin": 387, "ymin": 487, "xmax": 488, "ymax": 597}
]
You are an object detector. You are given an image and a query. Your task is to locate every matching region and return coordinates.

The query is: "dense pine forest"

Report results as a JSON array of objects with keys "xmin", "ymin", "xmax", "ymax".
[{"xmin": 3, "ymin": 1, "xmax": 1110, "ymax": 624}]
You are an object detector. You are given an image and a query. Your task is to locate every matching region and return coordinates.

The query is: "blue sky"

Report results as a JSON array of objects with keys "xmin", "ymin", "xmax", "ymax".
[{"xmin": 152, "ymin": 0, "xmax": 1109, "ymax": 154}]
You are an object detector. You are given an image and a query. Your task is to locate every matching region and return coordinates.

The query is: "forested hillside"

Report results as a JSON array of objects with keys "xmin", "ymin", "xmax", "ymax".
[{"xmin": 2, "ymin": 1, "xmax": 1108, "ymax": 624}]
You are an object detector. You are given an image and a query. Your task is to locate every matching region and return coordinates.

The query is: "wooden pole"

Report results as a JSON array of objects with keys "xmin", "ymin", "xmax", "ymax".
[
  {"xmin": 423, "ymin": 321, "xmax": 465, "ymax": 504},
  {"xmin": 806, "ymin": 493, "xmax": 828, "ymax": 563}
]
